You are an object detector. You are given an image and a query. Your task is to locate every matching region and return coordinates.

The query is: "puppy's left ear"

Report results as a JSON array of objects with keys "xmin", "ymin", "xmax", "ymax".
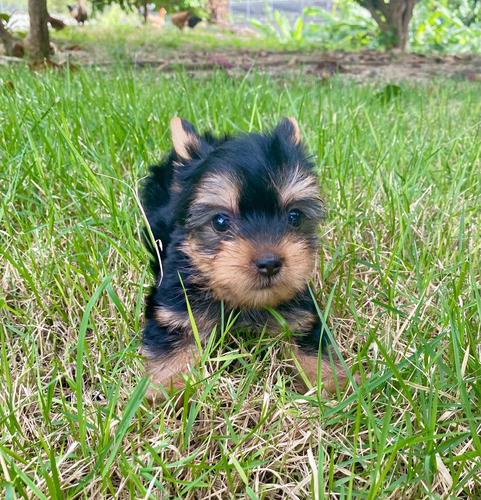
[
  {"xmin": 171, "ymin": 117, "xmax": 206, "ymax": 161},
  {"xmin": 274, "ymin": 117, "xmax": 302, "ymax": 145}
]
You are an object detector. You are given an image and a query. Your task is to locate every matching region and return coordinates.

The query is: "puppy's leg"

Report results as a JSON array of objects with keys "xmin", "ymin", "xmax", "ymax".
[
  {"xmin": 294, "ymin": 344, "xmax": 349, "ymax": 395},
  {"xmin": 142, "ymin": 318, "xmax": 198, "ymax": 404},
  {"xmin": 143, "ymin": 347, "xmax": 197, "ymax": 403},
  {"xmin": 293, "ymin": 320, "xmax": 353, "ymax": 395}
]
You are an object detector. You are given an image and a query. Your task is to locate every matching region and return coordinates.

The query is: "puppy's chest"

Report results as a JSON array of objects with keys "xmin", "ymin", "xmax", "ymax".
[
  {"xmin": 188, "ymin": 289, "xmax": 314, "ymax": 337},
  {"xmin": 188, "ymin": 298, "xmax": 304, "ymax": 338},
  {"xmin": 233, "ymin": 308, "xmax": 313, "ymax": 336},
  {"xmin": 234, "ymin": 310, "xmax": 280, "ymax": 333}
]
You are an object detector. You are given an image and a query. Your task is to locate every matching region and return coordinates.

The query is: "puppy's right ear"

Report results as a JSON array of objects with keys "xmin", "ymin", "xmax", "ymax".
[
  {"xmin": 274, "ymin": 117, "xmax": 302, "ymax": 145},
  {"xmin": 171, "ymin": 117, "xmax": 204, "ymax": 161}
]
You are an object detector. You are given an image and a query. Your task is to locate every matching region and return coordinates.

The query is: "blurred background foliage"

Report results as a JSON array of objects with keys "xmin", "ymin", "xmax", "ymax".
[
  {"xmin": 252, "ymin": 0, "xmax": 481, "ymax": 53},
  {"xmin": 1, "ymin": 0, "xmax": 480, "ymax": 53}
]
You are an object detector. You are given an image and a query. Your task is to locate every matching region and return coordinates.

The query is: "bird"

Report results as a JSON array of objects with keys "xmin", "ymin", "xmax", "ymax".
[
  {"xmin": 146, "ymin": 7, "xmax": 167, "ymax": 29},
  {"xmin": 47, "ymin": 15, "xmax": 66, "ymax": 31},
  {"xmin": 68, "ymin": 0, "xmax": 88, "ymax": 25},
  {"xmin": 171, "ymin": 11, "xmax": 202, "ymax": 30}
]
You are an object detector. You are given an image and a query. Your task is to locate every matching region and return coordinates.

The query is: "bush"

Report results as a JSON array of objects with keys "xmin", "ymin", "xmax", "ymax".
[
  {"xmin": 250, "ymin": 6, "xmax": 306, "ymax": 45},
  {"xmin": 410, "ymin": 0, "xmax": 481, "ymax": 53},
  {"xmin": 303, "ymin": 0, "xmax": 383, "ymax": 49},
  {"xmin": 251, "ymin": 0, "xmax": 481, "ymax": 53}
]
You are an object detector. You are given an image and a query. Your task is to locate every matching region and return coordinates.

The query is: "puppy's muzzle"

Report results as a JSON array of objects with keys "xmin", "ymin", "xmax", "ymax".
[{"xmin": 254, "ymin": 253, "xmax": 283, "ymax": 278}]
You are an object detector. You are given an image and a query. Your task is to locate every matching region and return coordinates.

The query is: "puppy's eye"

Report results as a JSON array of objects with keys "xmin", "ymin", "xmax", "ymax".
[
  {"xmin": 212, "ymin": 214, "xmax": 231, "ymax": 233},
  {"xmin": 288, "ymin": 209, "xmax": 303, "ymax": 227}
]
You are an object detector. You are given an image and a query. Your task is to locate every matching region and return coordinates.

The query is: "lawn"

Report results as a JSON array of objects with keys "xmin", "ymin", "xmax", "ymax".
[
  {"xmin": 51, "ymin": 22, "xmax": 287, "ymax": 62},
  {"xmin": 0, "ymin": 63, "xmax": 480, "ymax": 499}
]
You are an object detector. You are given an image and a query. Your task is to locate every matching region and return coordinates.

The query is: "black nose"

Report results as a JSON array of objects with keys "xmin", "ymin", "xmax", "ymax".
[{"xmin": 255, "ymin": 254, "xmax": 282, "ymax": 278}]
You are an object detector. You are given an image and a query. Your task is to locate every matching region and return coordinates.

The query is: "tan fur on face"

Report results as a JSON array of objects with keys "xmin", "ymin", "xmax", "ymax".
[
  {"xmin": 192, "ymin": 173, "xmax": 240, "ymax": 214},
  {"xmin": 185, "ymin": 235, "xmax": 315, "ymax": 309},
  {"xmin": 143, "ymin": 345, "xmax": 197, "ymax": 402},
  {"xmin": 171, "ymin": 117, "xmax": 200, "ymax": 160},
  {"xmin": 276, "ymin": 167, "xmax": 321, "ymax": 208}
]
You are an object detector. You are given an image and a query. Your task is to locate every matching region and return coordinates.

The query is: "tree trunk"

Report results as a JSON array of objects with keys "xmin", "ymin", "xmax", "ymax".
[
  {"xmin": 0, "ymin": 20, "xmax": 13, "ymax": 55},
  {"xmin": 25, "ymin": 0, "xmax": 50, "ymax": 60},
  {"xmin": 207, "ymin": 0, "xmax": 228, "ymax": 23},
  {"xmin": 364, "ymin": 0, "xmax": 419, "ymax": 51}
]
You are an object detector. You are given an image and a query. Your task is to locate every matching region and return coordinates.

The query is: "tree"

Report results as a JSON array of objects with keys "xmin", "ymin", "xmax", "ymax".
[
  {"xmin": 356, "ymin": 0, "xmax": 419, "ymax": 51},
  {"xmin": 206, "ymin": 0, "xmax": 228, "ymax": 23},
  {"xmin": 25, "ymin": 0, "xmax": 50, "ymax": 60},
  {"xmin": 0, "ymin": 15, "xmax": 14, "ymax": 55}
]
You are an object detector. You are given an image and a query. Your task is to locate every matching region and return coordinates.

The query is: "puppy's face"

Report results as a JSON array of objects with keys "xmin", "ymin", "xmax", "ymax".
[{"xmin": 172, "ymin": 118, "xmax": 325, "ymax": 309}]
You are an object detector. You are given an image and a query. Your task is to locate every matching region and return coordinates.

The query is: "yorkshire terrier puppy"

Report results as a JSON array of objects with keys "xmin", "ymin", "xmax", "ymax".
[{"xmin": 141, "ymin": 117, "xmax": 351, "ymax": 400}]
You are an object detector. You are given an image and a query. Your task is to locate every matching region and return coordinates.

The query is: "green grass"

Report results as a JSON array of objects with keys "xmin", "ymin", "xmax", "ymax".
[
  {"xmin": 0, "ymin": 64, "xmax": 480, "ymax": 499},
  {"xmin": 50, "ymin": 21, "xmax": 290, "ymax": 61}
]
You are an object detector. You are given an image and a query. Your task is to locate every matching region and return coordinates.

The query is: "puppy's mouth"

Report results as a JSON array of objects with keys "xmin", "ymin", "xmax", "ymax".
[{"xmin": 256, "ymin": 276, "xmax": 281, "ymax": 290}]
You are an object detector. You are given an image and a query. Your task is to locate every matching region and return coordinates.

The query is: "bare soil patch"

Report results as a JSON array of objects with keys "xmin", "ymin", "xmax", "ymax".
[{"xmin": 57, "ymin": 46, "xmax": 481, "ymax": 83}]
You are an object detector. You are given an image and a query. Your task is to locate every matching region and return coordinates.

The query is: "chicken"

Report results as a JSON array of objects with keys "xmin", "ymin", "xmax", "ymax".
[
  {"xmin": 187, "ymin": 14, "xmax": 202, "ymax": 28},
  {"xmin": 68, "ymin": 0, "xmax": 88, "ymax": 25},
  {"xmin": 171, "ymin": 11, "xmax": 202, "ymax": 30},
  {"xmin": 146, "ymin": 7, "xmax": 167, "ymax": 28},
  {"xmin": 48, "ymin": 15, "xmax": 66, "ymax": 31}
]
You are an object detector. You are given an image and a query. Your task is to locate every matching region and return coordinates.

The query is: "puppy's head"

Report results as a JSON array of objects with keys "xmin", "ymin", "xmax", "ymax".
[{"xmin": 172, "ymin": 117, "xmax": 326, "ymax": 309}]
